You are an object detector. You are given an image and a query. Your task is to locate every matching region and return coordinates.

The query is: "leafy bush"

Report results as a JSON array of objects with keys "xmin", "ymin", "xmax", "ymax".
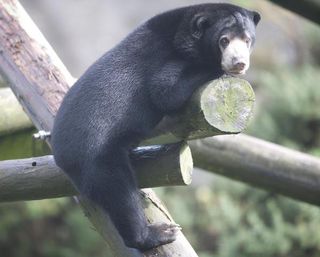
[
  {"xmin": 248, "ymin": 66, "xmax": 320, "ymax": 153},
  {"xmin": 156, "ymin": 174, "xmax": 320, "ymax": 257},
  {"xmin": 0, "ymin": 199, "xmax": 108, "ymax": 257}
]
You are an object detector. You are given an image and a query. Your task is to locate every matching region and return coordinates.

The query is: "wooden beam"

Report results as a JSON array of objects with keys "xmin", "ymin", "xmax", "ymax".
[
  {"xmin": 0, "ymin": 143, "xmax": 193, "ymax": 202},
  {"xmin": 190, "ymin": 134, "xmax": 320, "ymax": 206},
  {"xmin": 144, "ymin": 77, "xmax": 254, "ymax": 145}
]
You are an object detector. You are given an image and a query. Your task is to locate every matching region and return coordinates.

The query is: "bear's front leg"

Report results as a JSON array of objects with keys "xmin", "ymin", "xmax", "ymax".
[{"xmin": 148, "ymin": 61, "xmax": 213, "ymax": 113}]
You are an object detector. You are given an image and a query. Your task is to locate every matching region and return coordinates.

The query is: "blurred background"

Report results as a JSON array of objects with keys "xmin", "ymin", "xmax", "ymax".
[{"xmin": 1, "ymin": 0, "xmax": 320, "ymax": 256}]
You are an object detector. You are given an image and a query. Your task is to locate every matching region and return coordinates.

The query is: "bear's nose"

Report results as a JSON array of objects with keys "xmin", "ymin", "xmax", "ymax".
[
  {"xmin": 232, "ymin": 57, "xmax": 246, "ymax": 71},
  {"xmin": 234, "ymin": 61, "xmax": 246, "ymax": 70}
]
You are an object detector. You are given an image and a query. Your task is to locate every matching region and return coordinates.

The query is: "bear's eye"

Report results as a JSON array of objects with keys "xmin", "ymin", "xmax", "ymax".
[
  {"xmin": 219, "ymin": 37, "xmax": 230, "ymax": 49},
  {"xmin": 245, "ymin": 37, "xmax": 252, "ymax": 47}
]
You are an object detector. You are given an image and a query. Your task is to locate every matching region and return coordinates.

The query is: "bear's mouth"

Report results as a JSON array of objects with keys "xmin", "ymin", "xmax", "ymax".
[
  {"xmin": 227, "ymin": 69, "xmax": 246, "ymax": 75},
  {"xmin": 221, "ymin": 59, "xmax": 249, "ymax": 76},
  {"xmin": 223, "ymin": 67, "xmax": 247, "ymax": 76}
]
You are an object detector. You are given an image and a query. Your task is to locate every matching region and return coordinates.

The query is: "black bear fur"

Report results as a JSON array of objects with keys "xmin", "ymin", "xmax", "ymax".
[{"xmin": 51, "ymin": 3, "xmax": 260, "ymax": 250}]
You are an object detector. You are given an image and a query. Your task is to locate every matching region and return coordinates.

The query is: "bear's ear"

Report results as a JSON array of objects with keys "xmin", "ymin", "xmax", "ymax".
[
  {"xmin": 252, "ymin": 11, "xmax": 261, "ymax": 26},
  {"xmin": 191, "ymin": 13, "xmax": 210, "ymax": 39}
]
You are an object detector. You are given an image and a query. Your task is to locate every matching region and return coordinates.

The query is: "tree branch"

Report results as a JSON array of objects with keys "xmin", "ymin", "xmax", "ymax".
[{"xmin": 190, "ymin": 134, "xmax": 320, "ymax": 206}]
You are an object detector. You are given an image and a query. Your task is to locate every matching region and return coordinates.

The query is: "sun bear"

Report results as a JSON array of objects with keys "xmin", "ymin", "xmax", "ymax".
[{"xmin": 51, "ymin": 3, "xmax": 260, "ymax": 250}]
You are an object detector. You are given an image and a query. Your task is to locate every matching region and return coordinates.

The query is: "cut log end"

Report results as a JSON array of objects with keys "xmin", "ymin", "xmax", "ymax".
[
  {"xmin": 144, "ymin": 76, "xmax": 255, "ymax": 145},
  {"xmin": 133, "ymin": 142, "xmax": 193, "ymax": 188},
  {"xmin": 200, "ymin": 77, "xmax": 255, "ymax": 133},
  {"xmin": 179, "ymin": 143, "xmax": 193, "ymax": 185}
]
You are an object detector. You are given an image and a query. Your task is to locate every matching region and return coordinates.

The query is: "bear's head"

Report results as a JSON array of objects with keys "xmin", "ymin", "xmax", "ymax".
[{"xmin": 174, "ymin": 4, "xmax": 260, "ymax": 76}]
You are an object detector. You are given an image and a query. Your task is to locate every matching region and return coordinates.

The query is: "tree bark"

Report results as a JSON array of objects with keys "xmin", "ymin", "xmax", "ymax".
[
  {"xmin": 0, "ymin": 143, "xmax": 193, "ymax": 202},
  {"xmin": 190, "ymin": 134, "xmax": 320, "ymax": 206}
]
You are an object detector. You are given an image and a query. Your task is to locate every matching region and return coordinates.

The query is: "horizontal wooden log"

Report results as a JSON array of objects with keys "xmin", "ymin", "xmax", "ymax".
[
  {"xmin": 0, "ymin": 143, "xmax": 192, "ymax": 202},
  {"xmin": 144, "ymin": 77, "xmax": 254, "ymax": 145},
  {"xmin": 131, "ymin": 143, "xmax": 193, "ymax": 188},
  {"xmin": 0, "ymin": 87, "xmax": 32, "ymax": 136},
  {"xmin": 190, "ymin": 134, "xmax": 320, "ymax": 206}
]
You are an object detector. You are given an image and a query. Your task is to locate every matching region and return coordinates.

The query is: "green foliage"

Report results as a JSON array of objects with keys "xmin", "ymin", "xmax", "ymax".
[
  {"xmin": 230, "ymin": 0, "xmax": 255, "ymax": 9},
  {"xmin": 156, "ymin": 176, "xmax": 320, "ymax": 257},
  {"xmin": 0, "ymin": 129, "xmax": 50, "ymax": 161},
  {"xmin": 0, "ymin": 199, "xmax": 109, "ymax": 257},
  {"xmin": 248, "ymin": 66, "xmax": 320, "ymax": 152}
]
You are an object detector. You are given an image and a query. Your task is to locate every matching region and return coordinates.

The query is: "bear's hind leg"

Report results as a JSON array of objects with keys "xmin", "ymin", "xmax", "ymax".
[{"xmin": 78, "ymin": 149, "xmax": 179, "ymax": 250}]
